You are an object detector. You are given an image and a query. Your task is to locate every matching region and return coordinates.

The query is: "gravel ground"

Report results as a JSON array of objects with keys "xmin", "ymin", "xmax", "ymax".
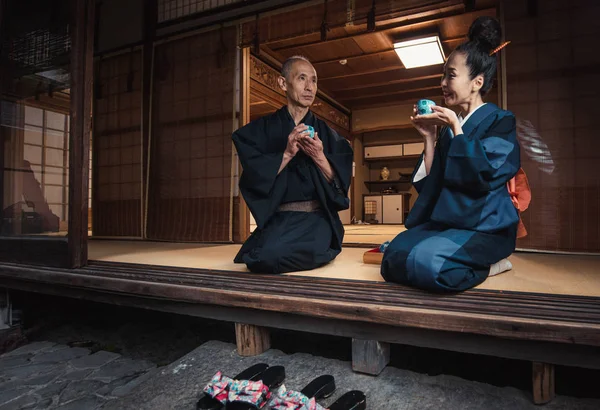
[{"xmin": 4, "ymin": 290, "xmax": 600, "ymax": 401}]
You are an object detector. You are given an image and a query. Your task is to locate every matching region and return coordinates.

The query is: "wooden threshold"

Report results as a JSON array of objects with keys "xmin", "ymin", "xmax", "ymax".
[{"xmin": 1, "ymin": 260, "xmax": 600, "ymax": 349}]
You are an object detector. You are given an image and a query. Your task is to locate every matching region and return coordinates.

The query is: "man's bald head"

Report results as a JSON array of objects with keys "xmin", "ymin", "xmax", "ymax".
[
  {"xmin": 278, "ymin": 55, "xmax": 317, "ymax": 109},
  {"xmin": 281, "ymin": 55, "xmax": 312, "ymax": 80}
]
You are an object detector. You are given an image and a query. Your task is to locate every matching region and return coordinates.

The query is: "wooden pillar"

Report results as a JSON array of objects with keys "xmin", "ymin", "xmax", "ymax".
[
  {"xmin": 235, "ymin": 323, "xmax": 270, "ymax": 356},
  {"xmin": 141, "ymin": 0, "xmax": 157, "ymax": 239},
  {"xmin": 68, "ymin": 0, "xmax": 95, "ymax": 268},
  {"xmin": 352, "ymin": 338, "xmax": 390, "ymax": 376},
  {"xmin": 0, "ymin": 0, "xmax": 6, "ymax": 216},
  {"xmin": 234, "ymin": 46, "xmax": 251, "ymax": 243},
  {"xmin": 532, "ymin": 362, "xmax": 555, "ymax": 405}
]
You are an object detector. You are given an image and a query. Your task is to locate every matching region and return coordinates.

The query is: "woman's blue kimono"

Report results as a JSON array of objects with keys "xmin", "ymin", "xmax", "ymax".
[{"xmin": 381, "ymin": 103, "xmax": 520, "ymax": 292}]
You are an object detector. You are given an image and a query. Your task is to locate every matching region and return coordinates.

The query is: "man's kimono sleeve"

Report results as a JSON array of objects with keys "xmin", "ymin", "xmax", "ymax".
[
  {"xmin": 445, "ymin": 113, "xmax": 520, "ymax": 193},
  {"xmin": 317, "ymin": 132, "xmax": 353, "ymax": 212},
  {"xmin": 232, "ymin": 119, "xmax": 285, "ymax": 229}
]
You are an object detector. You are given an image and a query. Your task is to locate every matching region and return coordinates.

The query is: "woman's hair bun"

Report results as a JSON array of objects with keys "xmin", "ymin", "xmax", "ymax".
[{"xmin": 468, "ymin": 16, "xmax": 502, "ymax": 52}]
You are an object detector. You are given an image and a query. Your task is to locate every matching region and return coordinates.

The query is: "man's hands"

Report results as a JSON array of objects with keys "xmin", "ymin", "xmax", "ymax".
[
  {"xmin": 279, "ymin": 123, "xmax": 334, "ymax": 182},
  {"xmin": 279, "ymin": 124, "xmax": 309, "ymax": 174},
  {"xmin": 299, "ymin": 131, "xmax": 324, "ymax": 160},
  {"xmin": 284, "ymin": 124, "xmax": 308, "ymax": 158},
  {"xmin": 283, "ymin": 124, "xmax": 325, "ymax": 159}
]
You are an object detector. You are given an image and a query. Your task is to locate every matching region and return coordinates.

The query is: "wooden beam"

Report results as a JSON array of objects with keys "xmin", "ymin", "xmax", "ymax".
[
  {"xmin": 4, "ymin": 261, "xmax": 600, "ymax": 347},
  {"xmin": 4, "ymin": 275, "xmax": 600, "ymax": 372},
  {"xmin": 330, "ymin": 74, "xmax": 442, "ymax": 94},
  {"xmin": 235, "ymin": 323, "xmax": 271, "ymax": 356},
  {"xmin": 265, "ymin": 3, "xmax": 467, "ymax": 50},
  {"xmin": 532, "ymin": 362, "xmax": 555, "ymax": 404},
  {"xmin": 267, "ymin": 7, "xmax": 495, "ymax": 54},
  {"xmin": 312, "ymin": 49, "xmax": 401, "ymax": 66},
  {"xmin": 309, "ymin": 36, "xmax": 466, "ymax": 66},
  {"xmin": 319, "ymin": 65, "xmax": 405, "ymax": 81},
  {"xmin": 320, "ymin": 65, "xmax": 443, "ymax": 90},
  {"xmin": 352, "ymin": 339, "xmax": 390, "ymax": 376},
  {"xmin": 343, "ymin": 85, "xmax": 441, "ymax": 104},
  {"xmin": 350, "ymin": 88, "xmax": 443, "ymax": 110},
  {"xmin": 335, "ymin": 77, "xmax": 441, "ymax": 101},
  {"xmin": 68, "ymin": 0, "xmax": 95, "ymax": 268}
]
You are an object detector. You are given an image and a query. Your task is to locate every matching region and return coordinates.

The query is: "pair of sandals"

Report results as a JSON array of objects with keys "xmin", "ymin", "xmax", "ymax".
[{"xmin": 197, "ymin": 363, "xmax": 366, "ymax": 410}]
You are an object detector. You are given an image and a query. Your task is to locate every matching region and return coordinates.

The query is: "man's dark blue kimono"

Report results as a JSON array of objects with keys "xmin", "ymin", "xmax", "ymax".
[
  {"xmin": 233, "ymin": 107, "xmax": 353, "ymax": 274},
  {"xmin": 381, "ymin": 103, "xmax": 521, "ymax": 292}
]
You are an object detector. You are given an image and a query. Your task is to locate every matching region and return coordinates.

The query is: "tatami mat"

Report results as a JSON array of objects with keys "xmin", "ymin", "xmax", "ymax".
[
  {"xmin": 88, "ymin": 240, "xmax": 600, "ymax": 297},
  {"xmin": 343, "ymin": 224, "xmax": 406, "ymax": 246}
]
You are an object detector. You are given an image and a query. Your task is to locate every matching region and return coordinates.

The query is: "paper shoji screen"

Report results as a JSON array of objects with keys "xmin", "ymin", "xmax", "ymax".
[
  {"xmin": 146, "ymin": 27, "xmax": 236, "ymax": 242},
  {"xmin": 93, "ymin": 51, "xmax": 143, "ymax": 237}
]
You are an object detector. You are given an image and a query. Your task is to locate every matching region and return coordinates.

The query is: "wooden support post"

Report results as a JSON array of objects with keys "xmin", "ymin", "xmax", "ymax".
[
  {"xmin": 532, "ymin": 362, "xmax": 555, "ymax": 405},
  {"xmin": 141, "ymin": 0, "xmax": 157, "ymax": 238},
  {"xmin": 235, "ymin": 323, "xmax": 270, "ymax": 356},
  {"xmin": 68, "ymin": 0, "xmax": 95, "ymax": 268},
  {"xmin": 352, "ymin": 338, "xmax": 390, "ymax": 376},
  {"xmin": 0, "ymin": 0, "xmax": 5, "ymax": 217},
  {"xmin": 234, "ymin": 46, "xmax": 251, "ymax": 243}
]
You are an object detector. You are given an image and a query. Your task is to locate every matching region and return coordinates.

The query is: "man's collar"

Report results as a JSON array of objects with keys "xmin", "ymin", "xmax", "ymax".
[{"xmin": 282, "ymin": 105, "xmax": 313, "ymax": 124}]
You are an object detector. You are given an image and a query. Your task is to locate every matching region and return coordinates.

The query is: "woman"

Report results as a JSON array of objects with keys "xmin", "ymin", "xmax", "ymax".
[{"xmin": 381, "ymin": 16, "xmax": 520, "ymax": 292}]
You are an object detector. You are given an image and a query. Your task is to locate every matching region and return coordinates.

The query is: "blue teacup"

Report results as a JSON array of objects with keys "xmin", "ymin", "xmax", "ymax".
[
  {"xmin": 304, "ymin": 125, "xmax": 315, "ymax": 138},
  {"xmin": 416, "ymin": 99, "xmax": 436, "ymax": 115}
]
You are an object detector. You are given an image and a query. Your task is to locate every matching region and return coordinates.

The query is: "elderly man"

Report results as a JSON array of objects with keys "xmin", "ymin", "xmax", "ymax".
[{"xmin": 232, "ymin": 56, "xmax": 353, "ymax": 274}]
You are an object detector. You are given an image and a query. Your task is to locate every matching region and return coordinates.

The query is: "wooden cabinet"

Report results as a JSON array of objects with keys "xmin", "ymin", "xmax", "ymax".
[
  {"xmin": 363, "ymin": 195, "xmax": 383, "ymax": 224},
  {"xmin": 363, "ymin": 193, "xmax": 410, "ymax": 224},
  {"xmin": 403, "ymin": 142, "xmax": 425, "ymax": 156},
  {"xmin": 364, "ymin": 144, "xmax": 403, "ymax": 159},
  {"xmin": 382, "ymin": 195, "xmax": 403, "ymax": 224},
  {"xmin": 364, "ymin": 142, "xmax": 424, "ymax": 161}
]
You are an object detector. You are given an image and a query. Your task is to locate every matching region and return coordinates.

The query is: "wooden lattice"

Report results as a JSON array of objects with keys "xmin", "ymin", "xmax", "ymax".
[
  {"xmin": 146, "ymin": 27, "xmax": 236, "ymax": 242},
  {"xmin": 93, "ymin": 51, "xmax": 143, "ymax": 237}
]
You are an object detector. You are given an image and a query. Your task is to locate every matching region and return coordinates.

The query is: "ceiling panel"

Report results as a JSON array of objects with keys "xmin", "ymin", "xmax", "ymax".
[
  {"xmin": 260, "ymin": 6, "xmax": 497, "ymax": 110},
  {"xmin": 316, "ymin": 50, "xmax": 402, "ymax": 79}
]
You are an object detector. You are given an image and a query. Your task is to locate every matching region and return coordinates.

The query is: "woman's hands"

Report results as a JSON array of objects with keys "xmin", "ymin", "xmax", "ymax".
[
  {"xmin": 410, "ymin": 105, "xmax": 437, "ymax": 143},
  {"xmin": 411, "ymin": 105, "xmax": 463, "ymax": 137}
]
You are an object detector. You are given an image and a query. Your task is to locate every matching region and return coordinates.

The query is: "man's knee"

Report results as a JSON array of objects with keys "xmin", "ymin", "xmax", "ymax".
[{"xmin": 245, "ymin": 253, "xmax": 282, "ymax": 274}]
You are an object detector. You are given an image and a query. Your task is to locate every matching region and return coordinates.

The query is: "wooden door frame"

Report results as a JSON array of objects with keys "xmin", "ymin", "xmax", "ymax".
[
  {"xmin": 0, "ymin": 0, "xmax": 94, "ymax": 268},
  {"xmin": 68, "ymin": 0, "xmax": 95, "ymax": 268},
  {"xmin": 235, "ymin": 46, "xmax": 252, "ymax": 243}
]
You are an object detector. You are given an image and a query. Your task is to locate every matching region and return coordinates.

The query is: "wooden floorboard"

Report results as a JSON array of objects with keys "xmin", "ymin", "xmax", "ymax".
[
  {"xmin": 83, "ymin": 261, "xmax": 600, "ymax": 324},
  {"xmin": 1, "ymin": 260, "xmax": 600, "ymax": 347}
]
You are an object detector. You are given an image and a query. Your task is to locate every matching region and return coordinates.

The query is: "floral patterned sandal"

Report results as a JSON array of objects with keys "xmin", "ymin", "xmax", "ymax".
[
  {"xmin": 224, "ymin": 365, "xmax": 286, "ymax": 409},
  {"xmin": 269, "ymin": 374, "xmax": 336, "ymax": 410},
  {"xmin": 328, "ymin": 391, "xmax": 366, "ymax": 410},
  {"xmin": 198, "ymin": 363, "xmax": 269, "ymax": 410}
]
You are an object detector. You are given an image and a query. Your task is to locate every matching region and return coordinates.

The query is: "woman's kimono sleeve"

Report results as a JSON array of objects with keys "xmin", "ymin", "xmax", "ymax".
[
  {"xmin": 232, "ymin": 119, "xmax": 286, "ymax": 229},
  {"xmin": 410, "ymin": 155, "xmax": 430, "ymax": 194},
  {"xmin": 445, "ymin": 113, "xmax": 520, "ymax": 193}
]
